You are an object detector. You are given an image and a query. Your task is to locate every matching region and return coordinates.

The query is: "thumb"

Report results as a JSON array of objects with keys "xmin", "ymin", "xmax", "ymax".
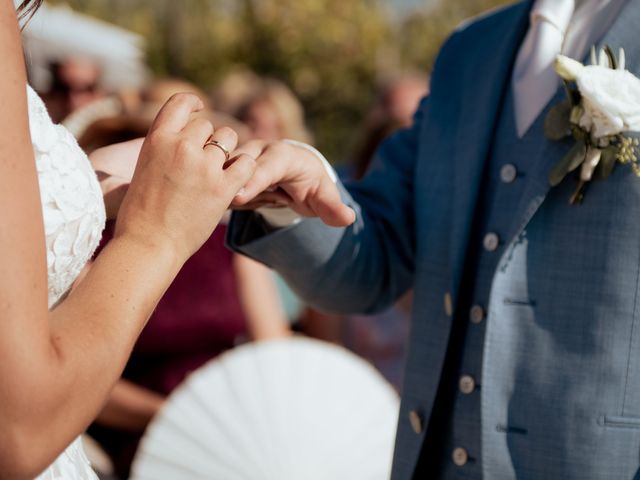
[{"xmin": 311, "ymin": 178, "xmax": 356, "ymax": 227}]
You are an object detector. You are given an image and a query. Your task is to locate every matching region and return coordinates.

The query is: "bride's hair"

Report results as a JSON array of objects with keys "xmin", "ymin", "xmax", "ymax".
[{"xmin": 17, "ymin": 0, "xmax": 42, "ymax": 22}]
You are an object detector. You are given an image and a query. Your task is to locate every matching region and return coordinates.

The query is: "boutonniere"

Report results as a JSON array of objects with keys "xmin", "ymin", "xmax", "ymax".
[{"xmin": 546, "ymin": 46, "xmax": 640, "ymax": 204}]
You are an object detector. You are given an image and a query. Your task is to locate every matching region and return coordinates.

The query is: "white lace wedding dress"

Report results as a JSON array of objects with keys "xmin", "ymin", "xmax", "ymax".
[{"xmin": 27, "ymin": 85, "xmax": 106, "ymax": 479}]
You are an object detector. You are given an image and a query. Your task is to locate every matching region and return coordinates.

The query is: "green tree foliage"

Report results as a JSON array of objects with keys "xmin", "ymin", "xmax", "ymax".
[
  {"xmin": 48, "ymin": 0, "xmax": 512, "ymax": 161},
  {"xmin": 398, "ymin": 0, "xmax": 514, "ymax": 71}
]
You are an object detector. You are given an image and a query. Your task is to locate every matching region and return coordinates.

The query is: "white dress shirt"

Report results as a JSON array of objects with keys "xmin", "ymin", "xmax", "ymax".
[{"xmin": 261, "ymin": 0, "xmax": 629, "ymax": 226}]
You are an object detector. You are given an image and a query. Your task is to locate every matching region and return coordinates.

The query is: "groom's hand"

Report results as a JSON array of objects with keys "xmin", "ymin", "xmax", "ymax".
[{"xmin": 231, "ymin": 140, "xmax": 356, "ymax": 228}]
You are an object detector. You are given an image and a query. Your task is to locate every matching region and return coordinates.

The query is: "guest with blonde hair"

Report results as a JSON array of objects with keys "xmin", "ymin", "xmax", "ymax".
[{"xmin": 238, "ymin": 78, "xmax": 313, "ymax": 144}]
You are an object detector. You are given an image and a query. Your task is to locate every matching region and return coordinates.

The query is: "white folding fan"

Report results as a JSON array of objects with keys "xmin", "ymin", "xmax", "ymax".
[{"xmin": 130, "ymin": 337, "xmax": 400, "ymax": 480}]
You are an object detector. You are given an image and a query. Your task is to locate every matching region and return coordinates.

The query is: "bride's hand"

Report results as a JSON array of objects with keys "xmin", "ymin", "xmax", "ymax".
[{"xmin": 115, "ymin": 93, "xmax": 256, "ymax": 264}]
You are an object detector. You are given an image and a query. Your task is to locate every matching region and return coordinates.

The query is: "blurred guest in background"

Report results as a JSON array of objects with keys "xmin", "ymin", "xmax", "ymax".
[
  {"xmin": 237, "ymin": 77, "xmax": 313, "ymax": 144},
  {"xmin": 210, "ymin": 68, "xmax": 263, "ymax": 119},
  {"xmin": 42, "ymin": 56, "xmax": 106, "ymax": 123},
  {"xmin": 377, "ymin": 74, "xmax": 431, "ymax": 128},
  {"xmin": 40, "ymin": 56, "xmax": 138, "ymax": 142},
  {"xmin": 350, "ymin": 74, "xmax": 429, "ymax": 179}
]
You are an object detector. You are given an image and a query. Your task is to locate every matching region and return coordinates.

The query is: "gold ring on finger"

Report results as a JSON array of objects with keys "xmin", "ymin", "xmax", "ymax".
[{"xmin": 203, "ymin": 138, "xmax": 231, "ymax": 162}]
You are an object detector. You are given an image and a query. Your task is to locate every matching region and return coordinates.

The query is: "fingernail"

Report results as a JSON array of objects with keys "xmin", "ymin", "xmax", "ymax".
[{"xmin": 235, "ymin": 187, "xmax": 246, "ymax": 198}]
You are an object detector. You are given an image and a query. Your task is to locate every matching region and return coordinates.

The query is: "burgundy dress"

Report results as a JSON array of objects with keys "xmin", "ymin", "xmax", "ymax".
[{"xmin": 89, "ymin": 222, "xmax": 247, "ymax": 479}]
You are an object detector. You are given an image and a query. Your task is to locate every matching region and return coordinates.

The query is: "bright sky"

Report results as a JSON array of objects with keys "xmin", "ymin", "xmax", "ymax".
[{"xmin": 386, "ymin": 0, "xmax": 432, "ymax": 13}]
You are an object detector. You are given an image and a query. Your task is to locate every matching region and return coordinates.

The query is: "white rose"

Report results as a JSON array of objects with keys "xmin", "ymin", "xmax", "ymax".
[{"xmin": 555, "ymin": 54, "xmax": 640, "ymax": 138}]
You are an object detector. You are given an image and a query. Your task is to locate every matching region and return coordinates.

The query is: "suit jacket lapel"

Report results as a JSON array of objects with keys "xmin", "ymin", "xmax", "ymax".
[
  {"xmin": 449, "ymin": 0, "xmax": 532, "ymax": 302},
  {"xmin": 502, "ymin": 0, "xmax": 640, "ymax": 251}
]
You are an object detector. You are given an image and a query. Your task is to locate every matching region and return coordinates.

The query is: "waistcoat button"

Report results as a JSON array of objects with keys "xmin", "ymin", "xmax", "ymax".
[
  {"xmin": 483, "ymin": 232, "xmax": 500, "ymax": 252},
  {"xmin": 500, "ymin": 163, "xmax": 518, "ymax": 183},
  {"xmin": 444, "ymin": 292, "xmax": 454, "ymax": 317},
  {"xmin": 452, "ymin": 447, "xmax": 469, "ymax": 466},
  {"xmin": 470, "ymin": 305, "xmax": 485, "ymax": 324},
  {"xmin": 459, "ymin": 375, "xmax": 476, "ymax": 394},
  {"xmin": 408, "ymin": 410, "xmax": 423, "ymax": 434}
]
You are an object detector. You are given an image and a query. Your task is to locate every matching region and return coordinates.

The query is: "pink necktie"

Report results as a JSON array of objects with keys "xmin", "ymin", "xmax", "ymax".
[{"xmin": 512, "ymin": 0, "xmax": 575, "ymax": 138}]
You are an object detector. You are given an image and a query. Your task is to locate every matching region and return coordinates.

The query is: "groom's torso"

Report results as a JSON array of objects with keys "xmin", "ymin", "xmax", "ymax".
[{"xmin": 395, "ymin": 1, "xmax": 640, "ymax": 479}]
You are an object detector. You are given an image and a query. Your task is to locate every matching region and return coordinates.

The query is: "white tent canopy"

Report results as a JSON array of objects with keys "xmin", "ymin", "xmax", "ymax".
[{"xmin": 20, "ymin": 2, "xmax": 149, "ymax": 92}]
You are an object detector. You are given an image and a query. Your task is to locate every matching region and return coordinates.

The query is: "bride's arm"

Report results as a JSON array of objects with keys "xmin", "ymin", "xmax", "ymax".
[
  {"xmin": 0, "ymin": 2, "xmax": 256, "ymax": 478},
  {"xmin": 0, "ymin": 9, "xmax": 171, "ymax": 467}
]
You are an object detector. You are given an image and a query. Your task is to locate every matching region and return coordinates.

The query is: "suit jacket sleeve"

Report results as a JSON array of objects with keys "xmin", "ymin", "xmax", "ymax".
[{"xmin": 226, "ymin": 97, "xmax": 426, "ymax": 315}]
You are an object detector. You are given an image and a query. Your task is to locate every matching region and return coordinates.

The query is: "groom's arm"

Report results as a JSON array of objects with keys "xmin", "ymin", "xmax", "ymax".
[{"xmin": 228, "ymin": 97, "xmax": 426, "ymax": 314}]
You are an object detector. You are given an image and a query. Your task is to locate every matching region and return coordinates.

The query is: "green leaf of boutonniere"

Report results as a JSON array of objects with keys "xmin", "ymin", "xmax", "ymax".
[
  {"xmin": 549, "ymin": 140, "xmax": 587, "ymax": 187},
  {"xmin": 544, "ymin": 99, "xmax": 572, "ymax": 140},
  {"xmin": 592, "ymin": 146, "xmax": 618, "ymax": 181},
  {"xmin": 570, "ymin": 105, "xmax": 584, "ymax": 125},
  {"xmin": 563, "ymin": 79, "xmax": 580, "ymax": 107}
]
